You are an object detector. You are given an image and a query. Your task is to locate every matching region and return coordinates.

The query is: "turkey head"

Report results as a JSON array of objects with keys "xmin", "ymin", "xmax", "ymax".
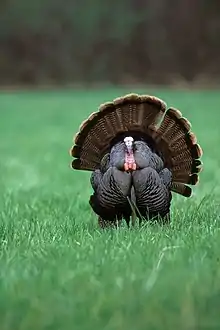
[{"xmin": 123, "ymin": 136, "xmax": 136, "ymax": 172}]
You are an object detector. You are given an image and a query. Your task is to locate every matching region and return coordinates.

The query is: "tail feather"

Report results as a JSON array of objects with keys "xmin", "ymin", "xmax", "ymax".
[
  {"xmin": 170, "ymin": 182, "xmax": 192, "ymax": 197},
  {"xmin": 170, "ymin": 131, "xmax": 197, "ymax": 148},
  {"xmin": 172, "ymin": 159, "xmax": 202, "ymax": 175},
  {"xmin": 172, "ymin": 173, "xmax": 199, "ymax": 185},
  {"xmin": 71, "ymin": 158, "xmax": 97, "ymax": 171}
]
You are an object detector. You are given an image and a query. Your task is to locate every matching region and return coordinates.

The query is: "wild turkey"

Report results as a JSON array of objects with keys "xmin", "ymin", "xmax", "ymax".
[{"xmin": 70, "ymin": 93, "xmax": 203, "ymax": 228}]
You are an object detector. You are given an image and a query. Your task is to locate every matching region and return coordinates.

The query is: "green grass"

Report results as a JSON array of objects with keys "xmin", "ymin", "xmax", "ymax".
[{"xmin": 0, "ymin": 87, "xmax": 220, "ymax": 329}]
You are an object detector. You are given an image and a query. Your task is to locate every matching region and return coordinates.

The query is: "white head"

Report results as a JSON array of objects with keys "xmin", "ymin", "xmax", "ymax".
[{"xmin": 124, "ymin": 136, "xmax": 134, "ymax": 153}]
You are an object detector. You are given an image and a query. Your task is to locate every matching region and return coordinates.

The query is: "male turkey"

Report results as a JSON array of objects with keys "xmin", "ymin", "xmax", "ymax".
[{"xmin": 70, "ymin": 93, "xmax": 203, "ymax": 228}]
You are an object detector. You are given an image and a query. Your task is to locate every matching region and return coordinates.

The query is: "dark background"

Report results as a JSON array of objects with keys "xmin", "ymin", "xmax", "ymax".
[{"xmin": 0, "ymin": 0, "xmax": 220, "ymax": 87}]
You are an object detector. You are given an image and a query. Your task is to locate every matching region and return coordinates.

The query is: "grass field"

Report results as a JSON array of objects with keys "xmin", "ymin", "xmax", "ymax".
[{"xmin": 0, "ymin": 87, "xmax": 220, "ymax": 329}]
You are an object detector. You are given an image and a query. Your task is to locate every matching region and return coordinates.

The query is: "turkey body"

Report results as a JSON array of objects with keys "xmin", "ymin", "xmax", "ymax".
[
  {"xmin": 71, "ymin": 93, "xmax": 203, "ymax": 229},
  {"xmin": 89, "ymin": 140, "xmax": 172, "ymax": 228}
]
